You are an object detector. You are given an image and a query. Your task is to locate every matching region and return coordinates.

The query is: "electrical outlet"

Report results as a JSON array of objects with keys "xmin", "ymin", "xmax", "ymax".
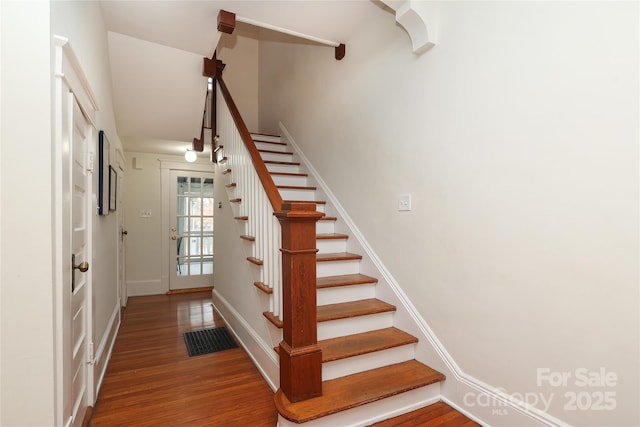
[{"xmin": 398, "ymin": 194, "xmax": 412, "ymax": 211}]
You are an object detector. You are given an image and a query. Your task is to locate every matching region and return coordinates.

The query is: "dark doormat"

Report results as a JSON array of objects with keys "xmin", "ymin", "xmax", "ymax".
[{"xmin": 183, "ymin": 326, "xmax": 238, "ymax": 357}]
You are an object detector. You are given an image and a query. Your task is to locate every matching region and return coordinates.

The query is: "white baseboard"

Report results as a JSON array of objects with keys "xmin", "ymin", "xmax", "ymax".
[
  {"xmin": 211, "ymin": 289, "xmax": 279, "ymax": 391},
  {"xmin": 126, "ymin": 279, "xmax": 163, "ymax": 296},
  {"xmin": 279, "ymin": 122, "xmax": 568, "ymax": 427},
  {"xmin": 92, "ymin": 304, "xmax": 120, "ymax": 400}
]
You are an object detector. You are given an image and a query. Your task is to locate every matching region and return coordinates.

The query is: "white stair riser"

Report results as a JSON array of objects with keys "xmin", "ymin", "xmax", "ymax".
[
  {"xmin": 260, "ymin": 151, "xmax": 294, "ymax": 162},
  {"xmin": 317, "ymin": 259, "xmax": 360, "ymax": 277},
  {"xmin": 318, "ymin": 312, "xmax": 393, "ymax": 341},
  {"xmin": 255, "ymin": 141, "xmax": 288, "ymax": 152},
  {"xmin": 322, "ymin": 345, "xmax": 416, "ymax": 381},
  {"xmin": 317, "ymin": 221, "xmax": 336, "ymax": 234},
  {"xmin": 278, "ymin": 188, "xmax": 317, "ymax": 201},
  {"xmin": 271, "ymin": 175, "xmax": 308, "ymax": 187},
  {"xmin": 317, "ymin": 238, "xmax": 347, "ymax": 254},
  {"xmin": 251, "ymin": 134, "xmax": 281, "ymax": 143},
  {"xmin": 277, "ymin": 383, "xmax": 441, "ymax": 427},
  {"xmin": 267, "ymin": 163, "xmax": 300, "ymax": 174},
  {"xmin": 317, "ymin": 283, "xmax": 375, "ymax": 306}
]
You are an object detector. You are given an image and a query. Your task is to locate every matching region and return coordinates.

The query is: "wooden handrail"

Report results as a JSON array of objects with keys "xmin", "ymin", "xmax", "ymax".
[
  {"xmin": 217, "ymin": 9, "xmax": 345, "ymax": 60},
  {"xmin": 215, "ymin": 75, "xmax": 283, "ymax": 212},
  {"xmin": 209, "ymin": 55, "xmax": 322, "ymax": 403}
]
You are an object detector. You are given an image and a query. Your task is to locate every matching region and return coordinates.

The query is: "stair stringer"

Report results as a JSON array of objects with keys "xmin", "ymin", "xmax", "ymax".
[{"xmin": 279, "ymin": 122, "xmax": 568, "ymax": 427}]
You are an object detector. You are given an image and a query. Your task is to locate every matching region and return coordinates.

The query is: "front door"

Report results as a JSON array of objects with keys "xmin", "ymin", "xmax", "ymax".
[{"xmin": 169, "ymin": 170, "xmax": 215, "ymax": 290}]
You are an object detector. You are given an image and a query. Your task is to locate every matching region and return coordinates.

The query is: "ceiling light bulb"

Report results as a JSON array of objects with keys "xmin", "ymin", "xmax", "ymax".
[{"xmin": 185, "ymin": 150, "xmax": 197, "ymax": 162}]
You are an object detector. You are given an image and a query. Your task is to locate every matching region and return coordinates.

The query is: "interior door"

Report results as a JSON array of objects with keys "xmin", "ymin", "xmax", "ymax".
[
  {"xmin": 67, "ymin": 93, "xmax": 92, "ymax": 427},
  {"xmin": 169, "ymin": 170, "xmax": 215, "ymax": 290},
  {"xmin": 118, "ymin": 168, "xmax": 127, "ymax": 307}
]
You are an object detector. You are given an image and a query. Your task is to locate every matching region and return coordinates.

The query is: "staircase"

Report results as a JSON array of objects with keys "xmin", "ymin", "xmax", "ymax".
[{"xmin": 223, "ymin": 133, "xmax": 448, "ymax": 426}]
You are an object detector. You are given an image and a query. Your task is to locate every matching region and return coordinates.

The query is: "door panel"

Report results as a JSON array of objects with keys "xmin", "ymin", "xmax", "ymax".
[
  {"xmin": 69, "ymin": 94, "xmax": 91, "ymax": 427},
  {"xmin": 170, "ymin": 171, "xmax": 214, "ymax": 290}
]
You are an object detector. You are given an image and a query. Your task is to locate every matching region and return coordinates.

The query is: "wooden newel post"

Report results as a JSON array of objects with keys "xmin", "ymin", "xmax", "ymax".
[{"xmin": 275, "ymin": 202, "xmax": 324, "ymax": 403}]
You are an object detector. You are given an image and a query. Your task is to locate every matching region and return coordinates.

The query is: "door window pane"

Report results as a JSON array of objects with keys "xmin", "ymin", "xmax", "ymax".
[
  {"xmin": 190, "ymin": 198, "xmax": 201, "ymax": 216},
  {"xmin": 175, "ymin": 175, "xmax": 214, "ymax": 278},
  {"xmin": 203, "ymin": 178, "xmax": 213, "ymax": 195},
  {"xmin": 190, "ymin": 218, "xmax": 202, "ymax": 233}
]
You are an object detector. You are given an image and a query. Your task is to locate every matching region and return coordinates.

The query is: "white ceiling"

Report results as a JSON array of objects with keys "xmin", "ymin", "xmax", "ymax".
[{"xmin": 99, "ymin": 1, "xmax": 390, "ymax": 156}]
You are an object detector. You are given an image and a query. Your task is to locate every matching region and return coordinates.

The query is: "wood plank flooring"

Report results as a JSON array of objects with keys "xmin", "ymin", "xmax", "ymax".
[
  {"xmin": 369, "ymin": 402, "xmax": 480, "ymax": 427},
  {"xmin": 89, "ymin": 292, "xmax": 478, "ymax": 427},
  {"xmin": 89, "ymin": 292, "xmax": 277, "ymax": 426}
]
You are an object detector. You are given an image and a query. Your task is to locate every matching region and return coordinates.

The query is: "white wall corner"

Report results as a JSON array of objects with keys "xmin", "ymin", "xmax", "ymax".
[{"xmin": 382, "ymin": 0, "xmax": 435, "ymax": 54}]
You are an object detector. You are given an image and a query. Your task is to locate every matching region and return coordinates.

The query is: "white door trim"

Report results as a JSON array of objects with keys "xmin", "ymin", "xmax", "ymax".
[
  {"xmin": 116, "ymin": 148, "xmax": 127, "ymax": 307},
  {"xmin": 159, "ymin": 160, "xmax": 214, "ymax": 292},
  {"xmin": 53, "ymin": 35, "xmax": 98, "ymax": 427}
]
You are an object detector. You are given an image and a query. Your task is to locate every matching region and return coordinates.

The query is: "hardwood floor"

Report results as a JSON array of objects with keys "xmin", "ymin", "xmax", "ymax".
[
  {"xmin": 90, "ymin": 292, "xmax": 277, "ymax": 426},
  {"xmin": 368, "ymin": 402, "xmax": 480, "ymax": 427}
]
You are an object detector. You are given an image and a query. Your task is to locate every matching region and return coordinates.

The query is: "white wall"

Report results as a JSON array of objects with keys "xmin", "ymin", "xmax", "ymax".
[
  {"xmin": 0, "ymin": 1, "xmax": 125, "ymax": 423},
  {"xmin": 217, "ymin": 25, "xmax": 260, "ymax": 132},
  {"xmin": 51, "ymin": 0, "xmax": 123, "ymax": 392},
  {"xmin": 258, "ymin": 2, "xmax": 638, "ymax": 426},
  {"xmin": 0, "ymin": 1, "xmax": 55, "ymax": 424},
  {"xmin": 212, "ymin": 158, "xmax": 280, "ymax": 387}
]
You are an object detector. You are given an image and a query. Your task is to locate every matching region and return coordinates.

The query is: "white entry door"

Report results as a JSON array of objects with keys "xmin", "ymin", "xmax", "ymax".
[{"xmin": 169, "ymin": 170, "xmax": 215, "ymax": 290}]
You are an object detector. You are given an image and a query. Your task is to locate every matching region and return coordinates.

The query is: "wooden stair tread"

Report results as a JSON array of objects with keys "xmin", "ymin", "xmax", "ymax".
[
  {"xmin": 251, "ymin": 132, "xmax": 281, "ymax": 138},
  {"xmin": 270, "ymin": 172, "xmax": 308, "ymax": 177},
  {"xmin": 234, "ymin": 216, "xmax": 248, "ymax": 221},
  {"xmin": 247, "ymin": 257, "xmax": 263, "ymax": 266},
  {"xmin": 264, "ymin": 160, "xmax": 300, "ymax": 166},
  {"xmin": 317, "ymin": 274, "xmax": 378, "ymax": 289},
  {"xmin": 255, "ymin": 141, "xmax": 287, "ymax": 146},
  {"xmin": 277, "ymin": 185, "xmax": 317, "ymax": 191},
  {"xmin": 253, "ymin": 138, "xmax": 286, "ymax": 146},
  {"xmin": 254, "ymin": 282, "xmax": 272, "ymax": 294},
  {"xmin": 370, "ymin": 401, "xmax": 480, "ymax": 427},
  {"xmin": 319, "ymin": 216, "xmax": 337, "ymax": 222},
  {"xmin": 259, "ymin": 149, "xmax": 294, "ymax": 155},
  {"xmin": 222, "ymin": 168, "xmax": 231, "ymax": 175},
  {"xmin": 274, "ymin": 360, "xmax": 445, "ymax": 423},
  {"xmin": 320, "ymin": 327, "xmax": 417, "ymax": 362},
  {"xmin": 283, "ymin": 199, "xmax": 326, "ymax": 205},
  {"xmin": 230, "ymin": 198, "xmax": 241, "ymax": 203},
  {"xmin": 240, "ymin": 235, "xmax": 255, "ymax": 242},
  {"xmin": 316, "ymin": 233, "xmax": 348, "ymax": 240},
  {"xmin": 225, "ymin": 183, "xmax": 236, "ymax": 188},
  {"xmin": 318, "ymin": 299, "xmax": 395, "ymax": 322},
  {"xmin": 317, "ymin": 252, "xmax": 362, "ymax": 262},
  {"xmin": 263, "ymin": 311, "xmax": 283, "ymax": 328},
  {"xmin": 264, "ymin": 299, "xmax": 394, "ymax": 329}
]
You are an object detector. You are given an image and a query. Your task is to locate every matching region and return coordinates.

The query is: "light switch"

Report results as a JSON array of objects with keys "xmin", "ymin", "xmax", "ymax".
[
  {"xmin": 398, "ymin": 194, "xmax": 412, "ymax": 211},
  {"xmin": 139, "ymin": 209, "xmax": 152, "ymax": 218}
]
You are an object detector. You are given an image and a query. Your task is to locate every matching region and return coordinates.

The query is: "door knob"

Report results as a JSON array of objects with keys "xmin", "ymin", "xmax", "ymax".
[
  {"xmin": 71, "ymin": 254, "xmax": 89, "ymax": 292},
  {"xmin": 171, "ymin": 235, "xmax": 177, "ymax": 240},
  {"xmin": 121, "ymin": 229, "xmax": 128, "ymax": 236},
  {"xmin": 74, "ymin": 260, "xmax": 89, "ymax": 273}
]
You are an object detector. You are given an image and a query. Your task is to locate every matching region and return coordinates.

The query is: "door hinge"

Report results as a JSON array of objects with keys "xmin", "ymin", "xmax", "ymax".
[
  {"xmin": 87, "ymin": 152, "xmax": 94, "ymax": 172},
  {"xmin": 88, "ymin": 341, "xmax": 95, "ymax": 365}
]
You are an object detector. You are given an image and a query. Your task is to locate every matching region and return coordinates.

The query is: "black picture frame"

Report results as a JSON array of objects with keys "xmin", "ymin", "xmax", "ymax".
[
  {"xmin": 109, "ymin": 165, "xmax": 117, "ymax": 211},
  {"xmin": 98, "ymin": 130, "xmax": 110, "ymax": 215}
]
